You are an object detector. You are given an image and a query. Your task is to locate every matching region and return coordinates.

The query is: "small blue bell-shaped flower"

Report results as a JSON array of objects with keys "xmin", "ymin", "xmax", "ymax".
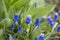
[
  {"xmin": 34, "ymin": 18, "xmax": 40, "ymax": 27},
  {"xmin": 47, "ymin": 16, "xmax": 54, "ymax": 26},
  {"xmin": 25, "ymin": 15, "xmax": 31, "ymax": 24},
  {"xmin": 47, "ymin": 16, "xmax": 52, "ymax": 21},
  {"xmin": 48, "ymin": 18, "xmax": 53, "ymax": 22},
  {"xmin": 49, "ymin": 21, "xmax": 54, "ymax": 26},
  {"xmin": 13, "ymin": 34, "xmax": 16, "ymax": 39},
  {"xmin": 13, "ymin": 13, "xmax": 19, "ymax": 22},
  {"xmin": 42, "ymin": 16, "xmax": 45, "ymax": 21},
  {"xmin": 34, "ymin": 37, "xmax": 38, "ymax": 40},
  {"xmin": 39, "ymin": 33, "xmax": 44, "ymax": 40},
  {"xmin": 9, "ymin": 24, "xmax": 14, "ymax": 30},
  {"xmin": 34, "ymin": 3, "xmax": 37, "ymax": 8},
  {"xmin": 57, "ymin": 24, "xmax": 60, "ymax": 32},
  {"xmin": 18, "ymin": 26, "xmax": 22, "ymax": 32},
  {"xmin": 5, "ymin": 36, "xmax": 9, "ymax": 40},
  {"xmin": 54, "ymin": 12, "xmax": 58, "ymax": 20}
]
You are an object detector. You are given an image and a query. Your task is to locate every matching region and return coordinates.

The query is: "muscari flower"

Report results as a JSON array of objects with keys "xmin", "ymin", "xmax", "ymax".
[
  {"xmin": 57, "ymin": 24, "xmax": 60, "ymax": 32},
  {"xmin": 54, "ymin": 12, "xmax": 58, "ymax": 20},
  {"xmin": 25, "ymin": 15, "xmax": 31, "ymax": 24},
  {"xmin": 18, "ymin": 26, "xmax": 22, "ymax": 32},
  {"xmin": 42, "ymin": 16, "xmax": 45, "ymax": 21},
  {"xmin": 34, "ymin": 3, "xmax": 37, "ymax": 8},
  {"xmin": 49, "ymin": 21, "xmax": 54, "ymax": 26},
  {"xmin": 13, "ymin": 13, "xmax": 19, "ymax": 22},
  {"xmin": 9, "ymin": 24, "xmax": 14, "ymax": 30},
  {"xmin": 47, "ymin": 16, "xmax": 52, "ymax": 21},
  {"xmin": 47, "ymin": 16, "xmax": 54, "ymax": 26},
  {"xmin": 34, "ymin": 18, "xmax": 40, "ymax": 27},
  {"xmin": 5, "ymin": 36, "xmax": 9, "ymax": 40},
  {"xmin": 39, "ymin": 33, "xmax": 44, "ymax": 40},
  {"xmin": 13, "ymin": 34, "xmax": 16, "ymax": 39},
  {"xmin": 34, "ymin": 37, "xmax": 38, "ymax": 40}
]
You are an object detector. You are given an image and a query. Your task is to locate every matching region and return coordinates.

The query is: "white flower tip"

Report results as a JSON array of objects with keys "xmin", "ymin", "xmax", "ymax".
[
  {"xmin": 27, "ymin": 15, "xmax": 31, "ymax": 18},
  {"xmin": 58, "ymin": 24, "xmax": 60, "ymax": 27},
  {"xmin": 48, "ymin": 16, "xmax": 51, "ymax": 19},
  {"xmin": 55, "ymin": 12, "xmax": 58, "ymax": 15},
  {"xmin": 50, "ymin": 18, "xmax": 53, "ymax": 21},
  {"xmin": 51, "ymin": 22, "xmax": 54, "ymax": 24},
  {"xmin": 40, "ymin": 33, "xmax": 44, "ymax": 37},
  {"xmin": 15, "ymin": 13, "xmax": 18, "ymax": 15},
  {"xmin": 42, "ymin": 16, "xmax": 45, "ymax": 18}
]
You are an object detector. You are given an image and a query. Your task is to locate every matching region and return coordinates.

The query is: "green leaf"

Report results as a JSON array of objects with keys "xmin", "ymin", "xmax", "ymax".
[
  {"xmin": 8, "ymin": 0, "xmax": 30, "ymax": 19},
  {"xmin": 0, "ymin": 0, "xmax": 4, "ymax": 19},
  {"xmin": 23, "ymin": 0, "xmax": 30, "ymax": 10},
  {"xmin": 23, "ymin": 4, "xmax": 55, "ymax": 24},
  {"xmin": 30, "ymin": 26, "xmax": 42, "ymax": 40},
  {"xmin": 9, "ymin": 34, "xmax": 13, "ymax": 40},
  {"xmin": 4, "ymin": 0, "xmax": 18, "ymax": 10},
  {"xmin": 9, "ymin": 0, "xmax": 26, "ymax": 8},
  {"xmin": 8, "ymin": 8, "xmax": 15, "ymax": 19},
  {"xmin": 33, "ymin": 5, "xmax": 55, "ymax": 18},
  {"xmin": 23, "ymin": 4, "xmax": 35, "ymax": 19},
  {"xmin": 2, "ymin": 0, "xmax": 9, "ymax": 18},
  {"xmin": 21, "ymin": 5, "xmax": 55, "ymax": 39},
  {"xmin": 30, "ymin": 0, "xmax": 45, "ymax": 7},
  {"xmin": 0, "ymin": 29, "xmax": 3, "ymax": 36}
]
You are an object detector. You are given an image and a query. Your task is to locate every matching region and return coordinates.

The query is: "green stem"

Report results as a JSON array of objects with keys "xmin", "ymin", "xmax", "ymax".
[
  {"xmin": 26, "ymin": 24, "xmax": 30, "ymax": 40},
  {"xmin": 27, "ymin": 31, "xmax": 29, "ymax": 40},
  {"xmin": 17, "ymin": 33, "xmax": 26, "ymax": 40}
]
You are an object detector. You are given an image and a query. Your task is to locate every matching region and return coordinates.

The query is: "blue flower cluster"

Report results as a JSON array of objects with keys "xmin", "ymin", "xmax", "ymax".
[
  {"xmin": 47, "ymin": 16, "xmax": 54, "ymax": 26},
  {"xmin": 7, "ymin": 13, "xmax": 23, "ymax": 39},
  {"xmin": 25, "ymin": 15, "xmax": 40, "ymax": 26},
  {"xmin": 54, "ymin": 12, "xmax": 58, "ymax": 20},
  {"xmin": 7, "ymin": 12, "xmax": 59, "ymax": 40},
  {"xmin": 25, "ymin": 15, "xmax": 31, "ymax": 24},
  {"xmin": 18, "ymin": 26, "xmax": 22, "ymax": 32},
  {"xmin": 5, "ymin": 36, "xmax": 9, "ymax": 40},
  {"xmin": 13, "ymin": 13, "xmax": 19, "ymax": 22},
  {"xmin": 9, "ymin": 24, "xmax": 14, "ymax": 30},
  {"xmin": 13, "ymin": 34, "xmax": 16, "ymax": 39},
  {"xmin": 34, "ymin": 18, "xmax": 40, "ymax": 27},
  {"xmin": 13, "ymin": 13, "xmax": 22, "ymax": 32},
  {"xmin": 34, "ymin": 33, "xmax": 44, "ymax": 40},
  {"xmin": 57, "ymin": 24, "xmax": 60, "ymax": 32},
  {"xmin": 8, "ymin": 13, "xmax": 23, "ymax": 32},
  {"xmin": 42, "ymin": 16, "xmax": 45, "ymax": 21}
]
